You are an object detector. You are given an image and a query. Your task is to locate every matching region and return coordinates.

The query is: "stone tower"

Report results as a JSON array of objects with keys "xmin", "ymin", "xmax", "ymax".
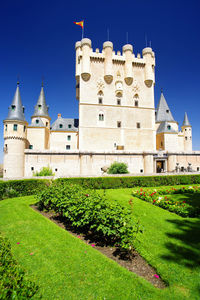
[
  {"xmin": 3, "ymin": 82, "xmax": 28, "ymax": 178},
  {"xmin": 182, "ymin": 112, "xmax": 192, "ymax": 151},
  {"xmin": 75, "ymin": 38, "xmax": 156, "ymax": 152}
]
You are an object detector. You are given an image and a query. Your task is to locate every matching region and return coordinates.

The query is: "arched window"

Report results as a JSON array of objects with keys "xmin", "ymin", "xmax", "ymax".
[
  {"xmin": 133, "ymin": 94, "xmax": 139, "ymax": 107},
  {"xmin": 99, "ymin": 113, "xmax": 104, "ymax": 121}
]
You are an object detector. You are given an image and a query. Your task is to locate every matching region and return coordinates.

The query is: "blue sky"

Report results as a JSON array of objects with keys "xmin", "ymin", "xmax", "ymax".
[{"xmin": 0, "ymin": 0, "xmax": 200, "ymax": 162}]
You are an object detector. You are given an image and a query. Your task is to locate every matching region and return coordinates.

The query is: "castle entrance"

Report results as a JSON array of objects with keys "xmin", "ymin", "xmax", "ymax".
[{"xmin": 156, "ymin": 160, "xmax": 165, "ymax": 173}]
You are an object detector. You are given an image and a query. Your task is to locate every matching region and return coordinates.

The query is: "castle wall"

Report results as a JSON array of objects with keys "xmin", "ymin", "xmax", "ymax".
[
  {"xmin": 27, "ymin": 127, "xmax": 47, "ymax": 150},
  {"xmin": 50, "ymin": 131, "xmax": 78, "ymax": 150},
  {"xmin": 164, "ymin": 133, "xmax": 179, "ymax": 151}
]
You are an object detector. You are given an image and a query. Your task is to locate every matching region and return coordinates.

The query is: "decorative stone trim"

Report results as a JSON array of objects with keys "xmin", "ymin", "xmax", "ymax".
[{"xmin": 4, "ymin": 136, "xmax": 27, "ymax": 142}]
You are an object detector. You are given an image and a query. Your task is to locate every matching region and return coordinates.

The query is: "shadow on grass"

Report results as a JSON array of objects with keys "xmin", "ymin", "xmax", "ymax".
[{"xmin": 161, "ymin": 218, "xmax": 200, "ymax": 269}]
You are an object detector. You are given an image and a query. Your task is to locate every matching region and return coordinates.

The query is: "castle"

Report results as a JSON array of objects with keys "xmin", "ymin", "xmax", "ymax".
[{"xmin": 3, "ymin": 38, "xmax": 200, "ymax": 178}]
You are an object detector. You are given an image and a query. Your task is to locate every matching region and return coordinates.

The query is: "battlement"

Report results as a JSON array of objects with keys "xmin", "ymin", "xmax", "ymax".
[{"xmin": 75, "ymin": 38, "xmax": 155, "ymax": 86}]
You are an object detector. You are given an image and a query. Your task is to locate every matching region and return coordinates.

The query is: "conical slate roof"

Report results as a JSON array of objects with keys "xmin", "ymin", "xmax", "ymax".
[
  {"xmin": 6, "ymin": 83, "xmax": 26, "ymax": 121},
  {"xmin": 156, "ymin": 92, "xmax": 175, "ymax": 123},
  {"xmin": 32, "ymin": 86, "xmax": 49, "ymax": 118},
  {"xmin": 182, "ymin": 112, "xmax": 191, "ymax": 126},
  {"xmin": 157, "ymin": 121, "xmax": 177, "ymax": 134}
]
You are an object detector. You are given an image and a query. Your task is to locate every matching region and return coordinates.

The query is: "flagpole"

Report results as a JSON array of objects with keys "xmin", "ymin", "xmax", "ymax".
[{"xmin": 82, "ymin": 25, "xmax": 84, "ymax": 39}]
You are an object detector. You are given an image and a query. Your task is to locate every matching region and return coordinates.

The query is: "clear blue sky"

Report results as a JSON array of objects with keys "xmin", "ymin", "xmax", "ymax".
[{"xmin": 0, "ymin": 0, "xmax": 200, "ymax": 162}]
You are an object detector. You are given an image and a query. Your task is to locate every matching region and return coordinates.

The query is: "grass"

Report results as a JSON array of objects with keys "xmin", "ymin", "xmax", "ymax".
[{"xmin": 0, "ymin": 186, "xmax": 199, "ymax": 299}]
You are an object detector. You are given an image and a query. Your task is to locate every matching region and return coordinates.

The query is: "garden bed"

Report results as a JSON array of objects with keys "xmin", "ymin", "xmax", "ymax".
[
  {"xmin": 31, "ymin": 204, "xmax": 166, "ymax": 289},
  {"xmin": 133, "ymin": 186, "xmax": 200, "ymax": 217}
]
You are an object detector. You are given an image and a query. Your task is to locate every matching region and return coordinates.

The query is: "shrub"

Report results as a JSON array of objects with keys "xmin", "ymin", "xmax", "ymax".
[
  {"xmin": 33, "ymin": 166, "xmax": 54, "ymax": 177},
  {"xmin": 36, "ymin": 182, "xmax": 142, "ymax": 254},
  {"xmin": 0, "ymin": 233, "xmax": 38, "ymax": 299},
  {"xmin": 107, "ymin": 162, "xmax": 129, "ymax": 174}
]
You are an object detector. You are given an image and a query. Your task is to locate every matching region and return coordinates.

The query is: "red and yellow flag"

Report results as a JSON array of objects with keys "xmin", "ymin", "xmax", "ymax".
[{"xmin": 73, "ymin": 20, "xmax": 84, "ymax": 29}]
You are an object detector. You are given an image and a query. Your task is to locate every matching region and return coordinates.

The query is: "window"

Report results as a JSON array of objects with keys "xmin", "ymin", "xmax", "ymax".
[
  {"xmin": 36, "ymin": 119, "xmax": 39, "ymax": 124},
  {"xmin": 117, "ymin": 121, "xmax": 121, "ymax": 128},
  {"xmin": 185, "ymin": 128, "xmax": 187, "ymax": 131},
  {"xmin": 46, "ymin": 122, "xmax": 48, "ymax": 127},
  {"xmin": 167, "ymin": 125, "xmax": 171, "ymax": 130},
  {"xmin": 98, "ymin": 97, "xmax": 103, "ymax": 104},
  {"xmin": 13, "ymin": 124, "xmax": 18, "ymax": 131},
  {"xmin": 31, "ymin": 167, "xmax": 34, "ymax": 171},
  {"xmin": 117, "ymin": 99, "xmax": 121, "ymax": 105},
  {"xmin": 197, "ymin": 167, "xmax": 199, "ymax": 172},
  {"xmin": 5, "ymin": 124, "xmax": 7, "ymax": 131},
  {"xmin": 140, "ymin": 169, "xmax": 143, "ymax": 173},
  {"xmin": 66, "ymin": 145, "xmax": 70, "ymax": 150},
  {"xmin": 185, "ymin": 137, "xmax": 187, "ymax": 140},
  {"xmin": 55, "ymin": 168, "xmax": 58, "ymax": 172},
  {"xmin": 166, "ymin": 110, "xmax": 169, "ymax": 113},
  {"xmin": 29, "ymin": 145, "xmax": 33, "ymax": 149},
  {"xmin": 68, "ymin": 124, "xmax": 72, "ymax": 129},
  {"xmin": 38, "ymin": 105, "xmax": 42, "ymax": 110},
  {"xmin": 24, "ymin": 126, "xmax": 26, "ymax": 132},
  {"xmin": 67, "ymin": 135, "xmax": 71, "ymax": 141},
  {"xmin": 136, "ymin": 122, "xmax": 141, "ymax": 129},
  {"xmin": 99, "ymin": 114, "xmax": 104, "ymax": 121},
  {"xmin": 135, "ymin": 100, "xmax": 138, "ymax": 107},
  {"xmin": 59, "ymin": 124, "xmax": 63, "ymax": 129},
  {"xmin": 11, "ymin": 105, "xmax": 16, "ymax": 111},
  {"xmin": 161, "ymin": 141, "xmax": 163, "ymax": 147}
]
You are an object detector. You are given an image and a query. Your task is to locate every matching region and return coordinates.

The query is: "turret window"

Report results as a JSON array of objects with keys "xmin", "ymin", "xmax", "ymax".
[
  {"xmin": 38, "ymin": 105, "xmax": 42, "ymax": 110},
  {"xmin": 36, "ymin": 119, "xmax": 39, "ymax": 124},
  {"xmin": 166, "ymin": 110, "xmax": 169, "ymax": 113},
  {"xmin": 185, "ymin": 129, "xmax": 187, "ymax": 131},
  {"xmin": 24, "ymin": 126, "xmax": 26, "ymax": 132},
  {"xmin": 11, "ymin": 105, "xmax": 16, "ymax": 111},
  {"xmin": 5, "ymin": 124, "xmax": 7, "ymax": 131},
  {"xmin": 167, "ymin": 125, "xmax": 171, "ymax": 130},
  {"xmin": 68, "ymin": 124, "xmax": 72, "ymax": 129},
  {"xmin": 13, "ymin": 124, "xmax": 18, "ymax": 131},
  {"xmin": 59, "ymin": 124, "xmax": 63, "ymax": 129},
  {"xmin": 29, "ymin": 145, "xmax": 33, "ymax": 149}
]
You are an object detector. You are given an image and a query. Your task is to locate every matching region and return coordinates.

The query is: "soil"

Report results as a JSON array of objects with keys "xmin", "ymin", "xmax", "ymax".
[{"xmin": 31, "ymin": 205, "xmax": 166, "ymax": 289}]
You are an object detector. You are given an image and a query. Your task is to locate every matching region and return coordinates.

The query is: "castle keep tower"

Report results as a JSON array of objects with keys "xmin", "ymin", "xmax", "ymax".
[
  {"xmin": 3, "ymin": 82, "xmax": 28, "ymax": 178},
  {"xmin": 182, "ymin": 112, "xmax": 192, "ymax": 151},
  {"xmin": 75, "ymin": 38, "xmax": 156, "ymax": 152}
]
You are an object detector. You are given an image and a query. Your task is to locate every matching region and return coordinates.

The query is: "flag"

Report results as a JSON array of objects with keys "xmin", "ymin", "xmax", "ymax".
[{"xmin": 74, "ymin": 20, "xmax": 84, "ymax": 29}]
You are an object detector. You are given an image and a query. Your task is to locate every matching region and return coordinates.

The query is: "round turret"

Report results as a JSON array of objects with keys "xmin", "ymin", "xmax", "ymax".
[
  {"xmin": 81, "ymin": 38, "xmax": 92, "ymax": 81},
  {"xmin": 3, "ymin": 83, "xmax": 28, "ymax": 178},
  {"xmin": 142, "ymin": 47, "xmax": 155, "ymax": 87},
  {"xmin": 123, "ymin": 44, "xmax": 133, "ymax": 85},
  {"xmin": 181, "ymin": 112, "xmax": 192, "ymax": 151},
  {"xmin": 103, "ymin": 41, "xmax": 113, "ymax": 84}
]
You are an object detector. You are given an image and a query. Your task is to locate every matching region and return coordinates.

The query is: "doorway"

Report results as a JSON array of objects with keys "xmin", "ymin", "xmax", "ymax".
[{"xmin": 156, "ymin": 160, "xmax": 165, "ymax": 173}]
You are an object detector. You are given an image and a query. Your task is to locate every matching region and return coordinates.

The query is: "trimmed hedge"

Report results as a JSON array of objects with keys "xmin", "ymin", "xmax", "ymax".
[
  {"xmin": 0, "ymin": 179, "xmax": 51, "ymax": 200},
  {"xmin": 1, "ymin": 174, "xmax": 200, "ymax": 199},
  {"xmin": 0, "ymin": 233, "xmax": 38, "ymax": 299},
  {"xmin": 56, "ymin": 174, "xmax": 200, "ymax": 189}
]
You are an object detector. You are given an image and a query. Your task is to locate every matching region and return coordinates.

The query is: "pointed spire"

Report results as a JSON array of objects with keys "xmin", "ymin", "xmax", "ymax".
[
  {"xmin": 6, "ymin": 82, "xmax": 26, "ymax": 121},
  {"xmin": 32, "ymin": 84, "xmax": 49, "ymax": 118},
  {"xmin": 156, "ymin": 91, "xmax": 175, "ymax": 123},
  {"xmin": 182, "ymin": 112, "xmax": 191, "ymax": 127}
]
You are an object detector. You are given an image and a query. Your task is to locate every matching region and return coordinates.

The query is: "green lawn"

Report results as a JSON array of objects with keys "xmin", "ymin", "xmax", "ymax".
[{"xmin": 0, "ymin": 188, "xmax": 200, "ymax": 299}]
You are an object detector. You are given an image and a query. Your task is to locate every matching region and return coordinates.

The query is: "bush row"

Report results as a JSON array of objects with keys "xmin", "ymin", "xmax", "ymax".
[
  {"xmin": 36, "ymin": 182, "xmax": 142, "ymax": 254},
  {"xmin": 0, "ymin": 233, "xmax": 38, "ymax": 299},
  {"xmin": 1, "ymin": 174, "xmax": 200, "ymax": 199},
  {"xmin": 0, "ymin": 179, "xmax": 51, "ymax": 200}
]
